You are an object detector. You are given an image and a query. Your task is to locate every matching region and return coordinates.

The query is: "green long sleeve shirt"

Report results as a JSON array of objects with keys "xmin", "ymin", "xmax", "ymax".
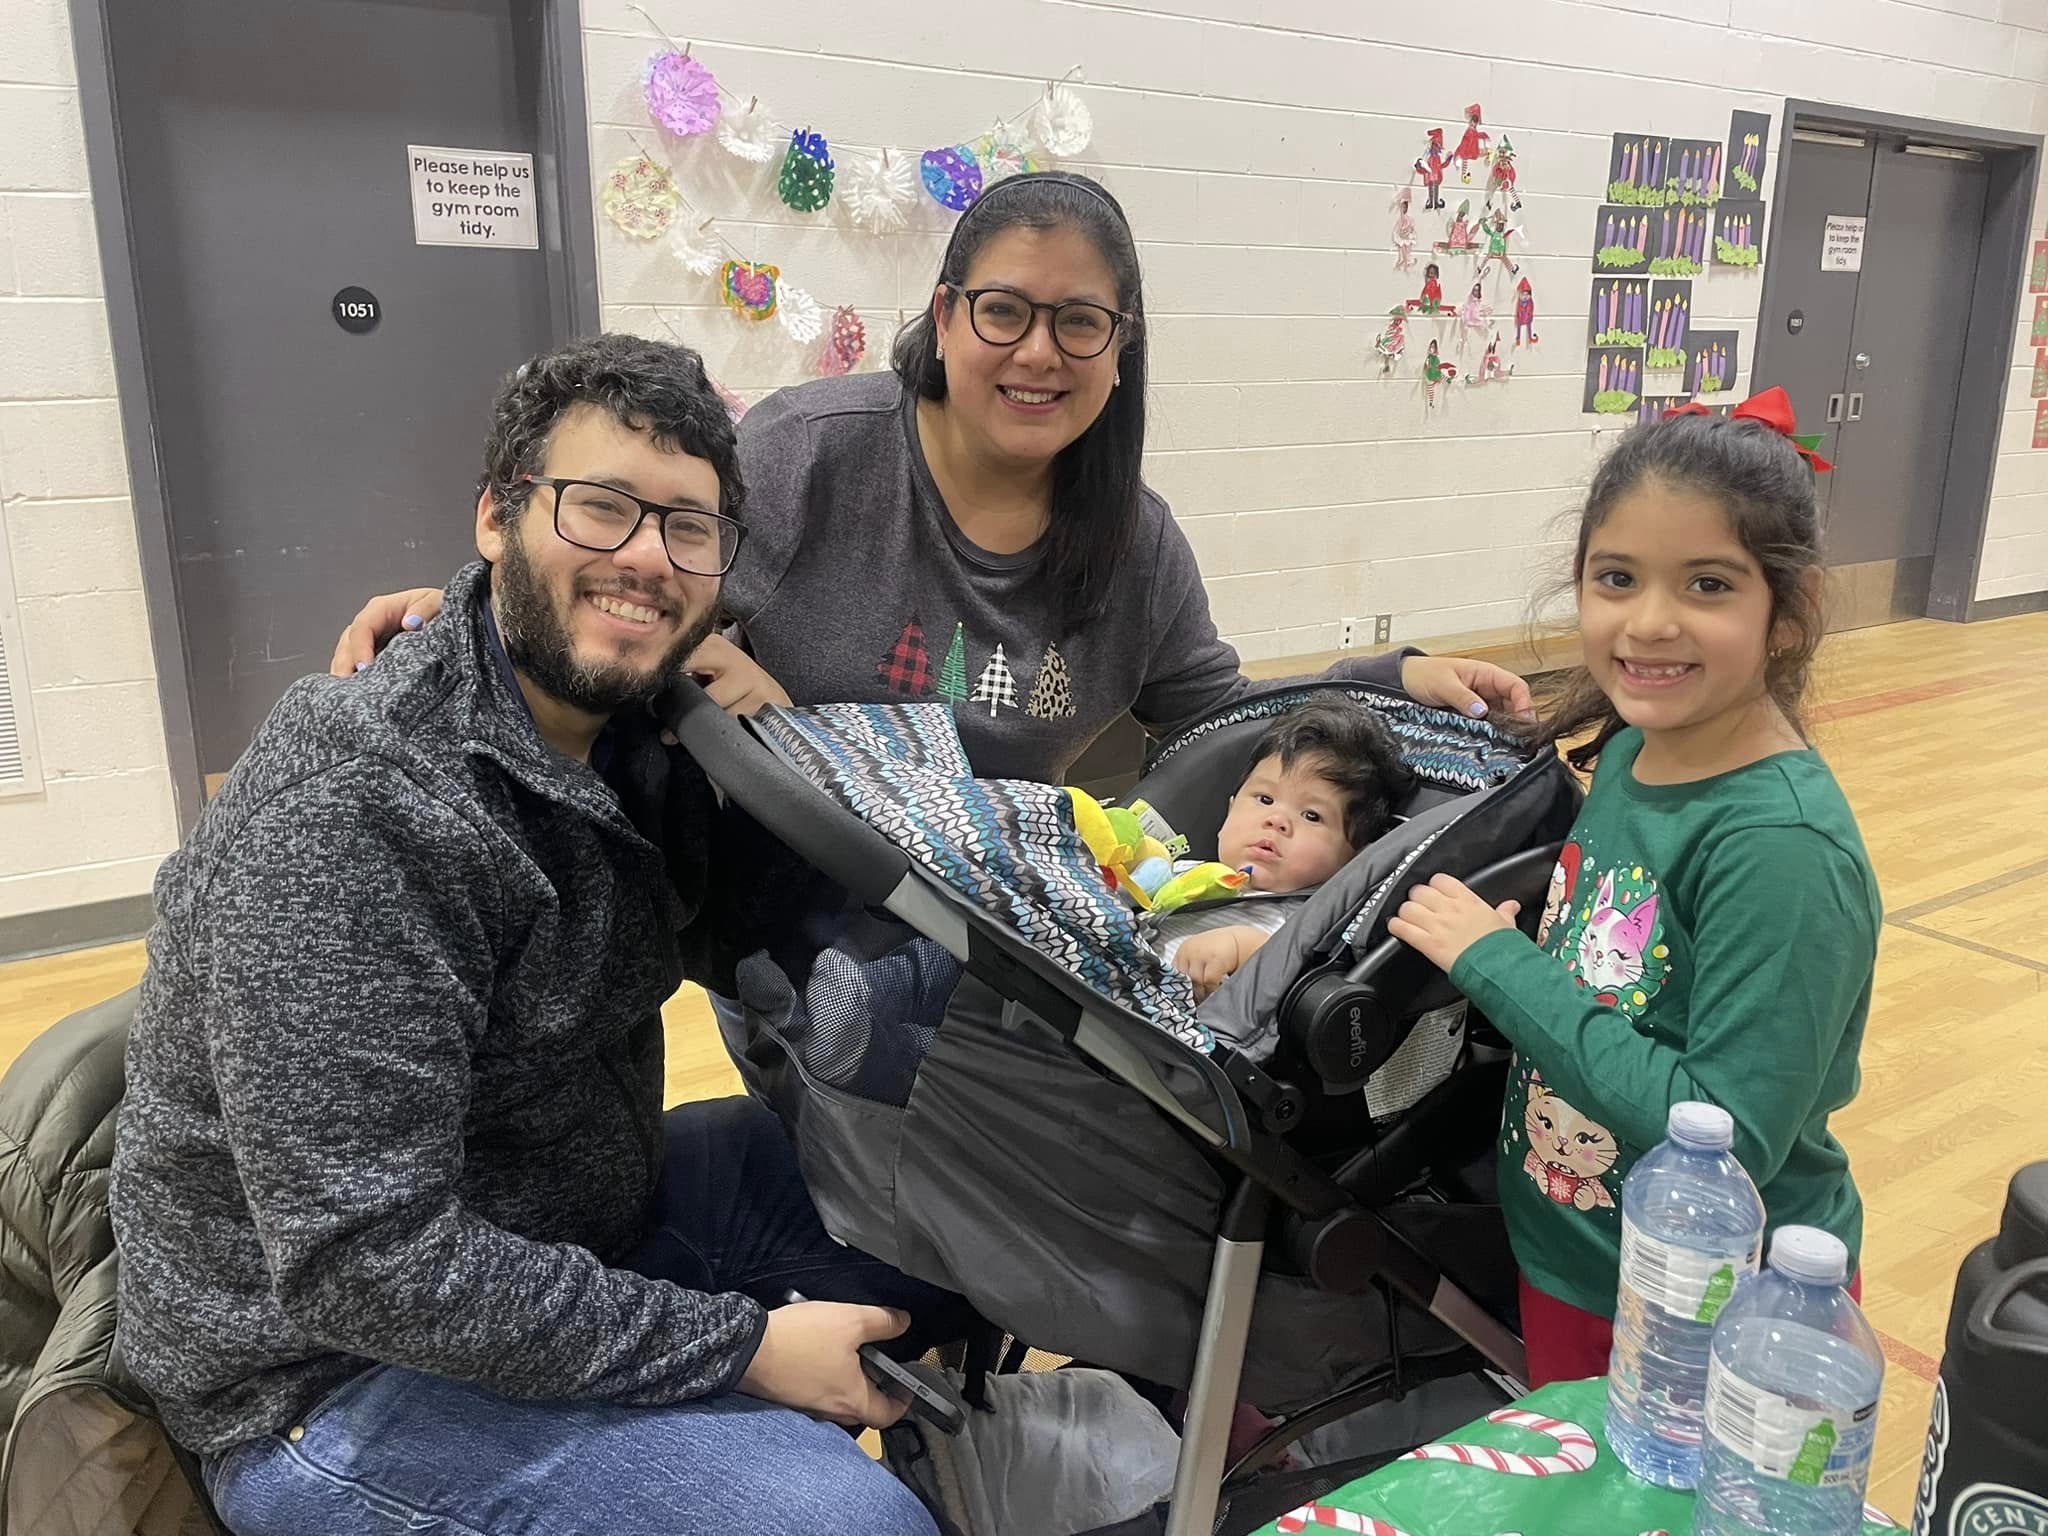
[{"xmin": 1449, "ymin": 728, "xmax": 1880, "ymax": 1318}]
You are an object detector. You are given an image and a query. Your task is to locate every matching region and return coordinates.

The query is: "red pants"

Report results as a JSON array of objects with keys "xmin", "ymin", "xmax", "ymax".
[{"xmin": 1519, "ymin": 1271, "xmax": 1865, "ymax": 1388}]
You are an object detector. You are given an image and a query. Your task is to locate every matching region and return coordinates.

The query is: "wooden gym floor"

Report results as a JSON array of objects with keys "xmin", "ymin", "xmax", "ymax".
[{"xmin": 5, "ymin": 612, "xmax": 2046, "ymax": 1519}]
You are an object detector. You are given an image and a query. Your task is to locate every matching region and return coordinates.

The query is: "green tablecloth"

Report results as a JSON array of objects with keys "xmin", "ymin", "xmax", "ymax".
[{"xmin": 1253, "ymin": 1377, "xmax": 1897, "ymax": 1535}]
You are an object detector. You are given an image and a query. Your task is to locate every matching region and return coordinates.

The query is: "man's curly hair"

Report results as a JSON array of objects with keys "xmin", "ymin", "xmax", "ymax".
[{"xmin": 478, "ymin": 333, "xmax": 743, "ymax": 526}]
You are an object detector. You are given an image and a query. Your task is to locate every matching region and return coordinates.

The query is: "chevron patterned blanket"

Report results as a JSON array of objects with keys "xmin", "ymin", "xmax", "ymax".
[{"xmin": 751, "ymin": 702, "xmax": 1212, "ymax": 1053}]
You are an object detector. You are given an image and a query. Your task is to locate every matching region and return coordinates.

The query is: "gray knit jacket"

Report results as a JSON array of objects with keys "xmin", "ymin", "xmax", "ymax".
[{"xmin": 111, "ymin": 561, "xmax": 770, "ymax": 1456}]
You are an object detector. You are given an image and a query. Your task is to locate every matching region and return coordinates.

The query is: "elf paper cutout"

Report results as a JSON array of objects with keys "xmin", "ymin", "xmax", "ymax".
[
  {"xmin": 2033, "ymin": 241, "xmax": 2048, "ymax": 295},
  {"xmin": 1514, "ymin": 278, "xmax": 1538, "ymax": 349},
  {"xmin": 2033, "ymin": 296, "xmax": 2048, "ymax": 348},
  {"xmin": 2033, "ymin": 400, "xmax": 2048, "ymax": 451}
]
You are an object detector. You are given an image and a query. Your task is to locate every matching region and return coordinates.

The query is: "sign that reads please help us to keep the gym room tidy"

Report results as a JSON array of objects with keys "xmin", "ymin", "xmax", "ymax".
[{"xmin": 407, "ymin": 145, "xmax": 539, "ymax": 249}]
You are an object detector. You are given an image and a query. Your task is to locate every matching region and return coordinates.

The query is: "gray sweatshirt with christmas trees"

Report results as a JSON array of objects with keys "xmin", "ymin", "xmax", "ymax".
[{"xmin": 729, "ymin": 373, "xmax": 1406, "ymax": 783}]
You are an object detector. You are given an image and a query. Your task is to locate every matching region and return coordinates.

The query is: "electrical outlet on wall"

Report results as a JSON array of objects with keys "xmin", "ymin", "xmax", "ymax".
[{"xmin": 1374, "ymin": 614, "xmax": 1393, "ymax": 645}]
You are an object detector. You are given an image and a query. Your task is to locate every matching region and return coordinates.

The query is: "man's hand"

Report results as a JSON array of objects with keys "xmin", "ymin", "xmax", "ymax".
[
  {"xmin": 1172, "ymin": 925, "xmax": 1260, "ymax": 1001},
  {"xmin": 687, "ymin": 635, "xmax": 792, "ymax": 717},
  {"xmin": 330, "ymin": 588, "xmax": 444, "ymax": 676},
  {"xmin": 1387, "ymin": 872, "xmax": 1522, "ymax": 973},
  {"xmin": 1400, "ymin": 654, "xmax": 1535, "ymax": 721},
  {"xmin": 738, "ymin": 1300, "xmax": 913, "ymax": 1428}
]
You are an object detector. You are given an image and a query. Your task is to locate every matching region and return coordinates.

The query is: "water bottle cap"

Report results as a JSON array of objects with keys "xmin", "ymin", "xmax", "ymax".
[
  {"xmin": 1667, "ymin": 1101, "xmax": 1735, "ymax": 1150},
  {"xmin": 1771, "ymin": 1225, "xmax": 1849, "ymax": 1285}
]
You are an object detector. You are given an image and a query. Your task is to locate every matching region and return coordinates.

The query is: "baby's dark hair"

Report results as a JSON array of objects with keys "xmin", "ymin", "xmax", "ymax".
[
  {"xmin": 1242, "ymin": 695, "xmax": 1416, "ymax": 850},
  {"xmin": 1536, "ymin": 410, "xmax": 1825, "ymax": 771}
]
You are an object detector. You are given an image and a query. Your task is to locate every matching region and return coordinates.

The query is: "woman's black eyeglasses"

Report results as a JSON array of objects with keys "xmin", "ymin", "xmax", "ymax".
[{"xmin": 952, "ymin": 285, "xmax": 1128, "ymax": 360}]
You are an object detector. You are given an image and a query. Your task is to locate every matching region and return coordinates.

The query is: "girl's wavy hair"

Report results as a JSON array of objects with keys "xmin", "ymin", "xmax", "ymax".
[
  {"xmin": 1532, "ymin": 411, "xmax": 1826, "ymax": 772},
  {"xmin": 892, "ymin": 171, "xmax": 1145, "ymax": 635}
]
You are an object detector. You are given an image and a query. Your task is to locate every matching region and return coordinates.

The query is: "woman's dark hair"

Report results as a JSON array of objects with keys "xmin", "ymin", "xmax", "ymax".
[
  {"xmin": 1535, "ymin": 411, "xmax": 1825, "ymax": 772},
  {"xmin": 891, "ymin": 171, "xmax": 1146, "ymax": 635},
  {"xmin": 1243, "ymin": 695, "xmax": 1417, "ymax": 850},
  {"xmin": 479, "ymin": 332, "xmax": 744, "ymax": 527}
]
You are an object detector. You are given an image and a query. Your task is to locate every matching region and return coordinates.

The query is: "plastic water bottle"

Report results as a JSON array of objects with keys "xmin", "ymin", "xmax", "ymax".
[
  {"xmin": 1696, "ymin": 1226, "xmax": 1884, "ymax": 1535},
  {"xmin": 1607, "ymin": 1102, "xmax": 1766, "ymax": 1489}
]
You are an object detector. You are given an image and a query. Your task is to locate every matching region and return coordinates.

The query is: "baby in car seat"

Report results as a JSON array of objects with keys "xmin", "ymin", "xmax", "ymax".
[{"xmin": 1151, "ymin": 697, "xmax": 1414, "ymax": 999}]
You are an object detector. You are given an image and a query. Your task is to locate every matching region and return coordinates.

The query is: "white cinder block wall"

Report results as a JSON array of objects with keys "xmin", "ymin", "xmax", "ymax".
[
  {"xmin": 1, "ymin": 0, "xmax": 2046, "ymax": 931},
  {"xmin": 0, "ymin": 0, "xmax": 178, "ymax": 926},
  {"xmin": 585, "ymin": 0, "xmax": 2048, "ymax": 650}
]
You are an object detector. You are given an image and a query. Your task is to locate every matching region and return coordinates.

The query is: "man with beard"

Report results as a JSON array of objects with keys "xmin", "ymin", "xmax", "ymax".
[{"xmin": 110, "ymin": 335, "xmax": 946, "ymax": 1535}]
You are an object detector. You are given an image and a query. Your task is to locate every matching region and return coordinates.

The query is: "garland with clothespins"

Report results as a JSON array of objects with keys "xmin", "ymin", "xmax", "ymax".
[
  {"xmin": 620, "ymin": 6, "xmax": 1091, "ymax": 228},
  {"xmin": 600, "ymin": 19, "xmax": 1095, "ymax": 378}
]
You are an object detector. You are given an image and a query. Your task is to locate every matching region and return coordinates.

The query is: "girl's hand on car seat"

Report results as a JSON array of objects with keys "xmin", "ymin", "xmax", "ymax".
[
  {"xmin": 1388, "ymin": 873, "xmax": 1522, "ymax": 972},
  {"xmin": 687, "ymin": 634, "xmax": 792, "ymax": 717},
  {"xmin": 1399, "ymin": 655, "xmax": 1534, "ymax": 721},
  {"xmin": 740, "ymin": 1300, "xmax": 914, "ymax": 1429},
  {"xmin": 329, "ymin": 588, "xmax": 445, "ymax": 676}
]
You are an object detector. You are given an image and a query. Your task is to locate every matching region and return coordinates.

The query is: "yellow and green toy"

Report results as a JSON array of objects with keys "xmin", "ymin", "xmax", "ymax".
[{"xmin": 1066, "ymin": 788, "xmax": 1250, "ymax": 916}]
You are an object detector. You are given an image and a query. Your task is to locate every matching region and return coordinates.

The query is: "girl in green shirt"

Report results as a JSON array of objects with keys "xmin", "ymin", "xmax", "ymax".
[{"xmin": 1388, "ymin": 391, "xmax": 1879, "ymax": 1385}]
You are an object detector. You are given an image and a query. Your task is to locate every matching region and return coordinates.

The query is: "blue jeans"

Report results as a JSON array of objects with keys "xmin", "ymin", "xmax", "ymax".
[{"xmin": 205, "ymin": 1097, "xmax": 952, "ymax": 1535}]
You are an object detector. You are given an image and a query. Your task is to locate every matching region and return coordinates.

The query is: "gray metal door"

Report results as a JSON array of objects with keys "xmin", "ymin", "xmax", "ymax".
[
  {"xmin": 1753, "ymin": 132, "xmax": 1873, "ymax": 528},
  {"xmin": 106, "ymin": 0, "xmax": 560, "ymax": 775},
  {"xmin": 1758, "ymin": 128, "xmax": 1989, "ymax": 628},
  {"xmin": 1831, "ymin": 145, "xmax": 1987, "ymax": 576}
]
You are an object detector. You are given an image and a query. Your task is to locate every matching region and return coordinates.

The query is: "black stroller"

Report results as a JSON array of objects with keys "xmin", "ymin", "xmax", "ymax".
[{"xmin": 666, "ymin": 678, "xmax": 1581, "ymax": 1535}]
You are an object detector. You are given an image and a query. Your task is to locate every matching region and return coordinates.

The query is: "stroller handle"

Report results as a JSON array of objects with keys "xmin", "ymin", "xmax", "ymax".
[{"xmin": 660, "ymin": 678, "xmax": 912, "ymax": 907}]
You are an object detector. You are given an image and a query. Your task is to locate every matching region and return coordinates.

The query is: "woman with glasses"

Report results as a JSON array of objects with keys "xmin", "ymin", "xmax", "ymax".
[{"xmin": 333, "ymin": 172, "xmax": 1529, "ymax": 780}]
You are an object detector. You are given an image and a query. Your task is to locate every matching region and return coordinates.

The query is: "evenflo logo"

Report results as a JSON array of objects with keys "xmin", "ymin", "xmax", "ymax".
[{"xmin": 1953, "ymin": 1484, "xmax": 2048, "ymax": 1536}]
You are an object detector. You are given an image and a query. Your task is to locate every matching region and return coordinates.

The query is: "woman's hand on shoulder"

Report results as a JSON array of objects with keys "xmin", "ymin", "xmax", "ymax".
[
  {"xmin": 329, "ymin": 588, "xmax": 445, "ymax": 675},
  {"xmin": 687, "ymin": 634, "xmax": 791, "ymax": 717},
  {"xmin": 1400, "ymin": 654, "xmax": 1534, "ymax": 721}
]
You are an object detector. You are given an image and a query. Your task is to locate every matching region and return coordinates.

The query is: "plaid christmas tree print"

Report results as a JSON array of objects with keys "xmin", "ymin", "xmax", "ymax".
[
  {"xmin": 876, "ymin": 616, "xmax": 933, "ymax": 696},
  {"xmin": 1025, "ymin": 643, "xmax": 1077, "ymax": 719},
  {"xmin": 935, "ymin": 622, "xmax": 970, "ymax": 707},
  {"xmin": 970, "ymin": 643, "xmax": 1020, "ymax": 717}
]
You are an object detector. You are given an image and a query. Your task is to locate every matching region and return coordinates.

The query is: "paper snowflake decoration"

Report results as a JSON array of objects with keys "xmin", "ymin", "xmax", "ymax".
[
  {"xmin": 1029, "ymin": 83, "xmax": 1092, "ymax": 158},
  {"xmin": 816, "ymin": 306, "xmax": 867, "ymax": 376},
  {"xmin": 669, "ymin": 222, "xmax": 723, "ymax": 276},
  {"xmin": 921, "ymin": 143, "xmax": 984, "ymax": 211},
  {"xmin": 719, "ymin": 260, "xmax": 779, "ymax": 321},
  {"xmin": 717, "ymin": 98, "xmax": 780, "ymax": 163},
  {"xmin": 776, "ymin": 284, "xmax": 825, "ymax": 344},
  {"xmin": 842, "ymin": 150, "xmax": 916, "ymax": 234},
  {"xmin": 978, "ymin": 121, "xmax": 1040, "ymax": 185},
  {"xmin": 602, "ymin": 153, "xmax": 681, "ymax": 240},
  {"xmin": 643, "ymin": 51, "xmax": 720, "ymax": 138}
]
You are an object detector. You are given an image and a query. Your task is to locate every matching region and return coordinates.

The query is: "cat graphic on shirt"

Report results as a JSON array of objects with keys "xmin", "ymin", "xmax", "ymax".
[
  {"xmin": 1522, "ymin": 1071, "xmax": 1620, "ymax": 1212},
  {"xmin": 1545, "ymin": 859, "xmax": 1670, "ymax": 1018}
]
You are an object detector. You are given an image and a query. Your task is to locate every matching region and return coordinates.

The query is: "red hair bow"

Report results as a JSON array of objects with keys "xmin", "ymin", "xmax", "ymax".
[{"xmin": 1663, "ymin": 386, "xmax": 1834, "ymax": 473}]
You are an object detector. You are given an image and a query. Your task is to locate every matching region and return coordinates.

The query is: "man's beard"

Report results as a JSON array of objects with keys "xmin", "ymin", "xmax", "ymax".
[{"xmin": 491, "ymin": 530, "xmax": 715, "ymax": 716}]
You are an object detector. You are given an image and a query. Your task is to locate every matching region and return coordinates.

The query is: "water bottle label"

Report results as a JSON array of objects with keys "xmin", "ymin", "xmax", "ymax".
[
  {"xmin": 1619, "ymin": 1221, "xmax": 1759, "ymax": 1324},
  {"xmin": 1705, "ymin": 1363, "xmax": 1877, "ymax": 1488}
]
